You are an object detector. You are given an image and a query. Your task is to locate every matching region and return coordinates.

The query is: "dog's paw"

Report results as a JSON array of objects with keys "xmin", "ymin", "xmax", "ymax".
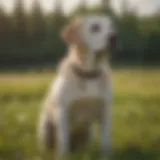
[{"xmin": 101, "ymin": 146, "xmax": 112, "ymax": 157}]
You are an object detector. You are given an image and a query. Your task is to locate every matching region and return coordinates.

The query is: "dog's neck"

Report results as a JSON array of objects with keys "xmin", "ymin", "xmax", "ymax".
[
  {"xmin": 59, "ymin": 45, "xmax": 111, "ymax": 79},
  {"xmin": 68, "ymin": 45, "xmax": 103, "ymax": 72}
]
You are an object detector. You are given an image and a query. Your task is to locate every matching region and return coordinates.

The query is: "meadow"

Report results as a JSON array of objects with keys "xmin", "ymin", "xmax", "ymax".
[{"xmin": 0, "ymin": 68, "xmax": 160, "ymax": 160}]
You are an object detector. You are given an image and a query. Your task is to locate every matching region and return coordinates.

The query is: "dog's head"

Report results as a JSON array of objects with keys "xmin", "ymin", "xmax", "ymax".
[{"xmin": 62, "ymin": 15, "xmax": 117, "ymax": 54}]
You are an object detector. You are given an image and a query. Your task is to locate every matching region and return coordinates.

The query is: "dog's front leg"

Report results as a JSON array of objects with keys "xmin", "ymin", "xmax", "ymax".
[
  {"xmin": 53, "ymin": 77, "xmax": 72, "ymax": 156},
  {"xmin": 57, "ymin": 102, "xmax": 70, "ymax": 156},
  {"xmin": 100, "ymin": 89, "xmax": 113, "ymax": 156},
  {"xmin": 101, "ymin": 103, "xmax": 112, "ymax": 155}
]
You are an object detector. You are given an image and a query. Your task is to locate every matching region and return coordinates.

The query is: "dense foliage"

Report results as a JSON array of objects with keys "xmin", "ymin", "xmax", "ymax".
[{"xmin": 0, "ymin": 0, "xmax": 159, "ymax": 69}]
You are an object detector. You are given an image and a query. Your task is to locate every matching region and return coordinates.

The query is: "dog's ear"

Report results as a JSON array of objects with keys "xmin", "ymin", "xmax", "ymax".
[
  {"xmin": 61, "ymin": 23, "xmax": 74, "ymax": 44},
  {"xmin": 61, "ymin": 18, "xmax": 82, "ymax": 44}
]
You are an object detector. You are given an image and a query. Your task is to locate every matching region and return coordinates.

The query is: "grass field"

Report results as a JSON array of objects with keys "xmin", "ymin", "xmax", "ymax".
[{"xmin": 0, "ymin": 68, "xmax": 160, "ymax": 160}]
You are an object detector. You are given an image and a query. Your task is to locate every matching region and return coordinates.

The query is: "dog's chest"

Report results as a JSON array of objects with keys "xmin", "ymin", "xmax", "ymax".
[
  {"xmin": 68, "ymin": 80, "xmax": 106, "ymax": 125},
  {"xmin": 77, "ymin": 79, "xmax": 105, "ymax": 97},
  {"xmin": 69, "ymin": 97, "xmax": 105, "ymax": 125}
]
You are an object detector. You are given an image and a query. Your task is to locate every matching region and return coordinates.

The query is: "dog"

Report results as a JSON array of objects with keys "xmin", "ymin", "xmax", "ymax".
[{"xmin": 38, "ymin": 15, "xmax": 118, "ymax": 156}]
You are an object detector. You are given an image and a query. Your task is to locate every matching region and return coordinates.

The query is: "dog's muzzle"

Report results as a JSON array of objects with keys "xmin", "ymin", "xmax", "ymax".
[{"xmin": 94, "ymin": 34, "xmax": 118, "ymax": 54}]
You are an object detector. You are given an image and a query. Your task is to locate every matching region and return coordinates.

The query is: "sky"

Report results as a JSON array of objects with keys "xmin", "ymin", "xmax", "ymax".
[{"xmin": 1, "ymin": 0, "xmax": 160, "ymax": 16}]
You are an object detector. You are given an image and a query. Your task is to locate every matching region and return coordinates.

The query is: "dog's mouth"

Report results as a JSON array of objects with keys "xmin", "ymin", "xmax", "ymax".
[{"xmin": 108, "ymin": 34, "xmax": 118, "ymax": 53}]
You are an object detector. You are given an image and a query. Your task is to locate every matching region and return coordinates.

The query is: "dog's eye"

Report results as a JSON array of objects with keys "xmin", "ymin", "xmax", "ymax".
[{"xmin": 90, "ymin": 24, "xmax": 101, "ymax": 33}]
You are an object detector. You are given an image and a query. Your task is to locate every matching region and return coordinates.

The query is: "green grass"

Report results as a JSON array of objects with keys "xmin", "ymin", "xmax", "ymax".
[{"xmin": 0, "ymin": 69, "xmax": 160, "ymax": 160}]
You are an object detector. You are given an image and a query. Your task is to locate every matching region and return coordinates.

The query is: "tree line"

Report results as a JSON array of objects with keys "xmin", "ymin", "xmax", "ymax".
[{"xmin": 0, "ymin": 0, "xmax": 160, "ymax": 69}]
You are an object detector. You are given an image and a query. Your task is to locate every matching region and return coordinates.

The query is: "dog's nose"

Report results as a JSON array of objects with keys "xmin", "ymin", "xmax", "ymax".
[{"xmin": 107, "ymin": 33, "xmax": 117, "ymax": 52}]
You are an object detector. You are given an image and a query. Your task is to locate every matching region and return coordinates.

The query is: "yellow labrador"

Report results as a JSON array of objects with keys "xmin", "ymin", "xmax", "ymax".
[{"xmin": 38, "ymin": 15, "xmax": 118, "ymax": 156}]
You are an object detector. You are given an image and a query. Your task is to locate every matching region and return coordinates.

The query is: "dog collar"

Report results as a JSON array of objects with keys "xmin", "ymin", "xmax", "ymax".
[{"xmin": 71, "ymin": 64, "xmax": 102, "ymax": 80}]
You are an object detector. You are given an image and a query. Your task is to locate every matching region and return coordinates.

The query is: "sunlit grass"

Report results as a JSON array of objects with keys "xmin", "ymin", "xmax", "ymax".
[{"xmin": 0, "ymin": 69, "xmax": 160, "ymax": 159}]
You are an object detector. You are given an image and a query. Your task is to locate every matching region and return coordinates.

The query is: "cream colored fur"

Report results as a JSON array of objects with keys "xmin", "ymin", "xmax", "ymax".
[{"xmin": 38, "ymin": 15, "xmax": 116, "ymax": 157}]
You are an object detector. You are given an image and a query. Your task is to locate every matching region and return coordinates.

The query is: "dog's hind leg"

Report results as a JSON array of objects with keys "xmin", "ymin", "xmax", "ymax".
[
  {"xmin": 70, "ymin": 125, "xmax": 90, "ymax": 152},
  {"xmin": 38, "ymin": 111, "xmax": 57, "ymax": 150}
]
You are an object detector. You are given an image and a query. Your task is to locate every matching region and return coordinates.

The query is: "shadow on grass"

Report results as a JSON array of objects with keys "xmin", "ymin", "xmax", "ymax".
[
  {"xmin": 0, "ymin": 146, "xmax": 159, "ymax": 160},
  {"xmin": 112, "ymin": 146, "xmax": 159, "ymax": 160}
]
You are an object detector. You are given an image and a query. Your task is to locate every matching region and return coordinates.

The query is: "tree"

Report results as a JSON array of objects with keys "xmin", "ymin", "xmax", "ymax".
[
  {"xmin": 48, "ymin": 0, "xmax": 67, "ymax": 62},
  {"xmin": 101, "ymin": 0, "xmax": 112, "ymax": 13},
  {"xmin": 30, "ymin": 0, "xmax": 46, "ymax": 41},
  {"xmin": 101, "ymin": 0, "xmax": 117, "ymax": 20},
  {"xmin": 70, "ymin": 0, "xmax": 88, "ymax": 18},
  {"xmin": 12, "ymin": 0, "xmax": 28, "ymax": 43},
  {"xmin": 144, "ymin": 11, "xmax": 160, "ymax": 64},
  {"xmin": 0, "ymin": 4, "xmax": 13, "ymax": 68},
  {"xmin": 51, "ymin": 0, "xmax": 67, "ymax": 30},
  {"xmin": 0, "ymin": 4, "xmax": 11, "ymax": 44}
]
